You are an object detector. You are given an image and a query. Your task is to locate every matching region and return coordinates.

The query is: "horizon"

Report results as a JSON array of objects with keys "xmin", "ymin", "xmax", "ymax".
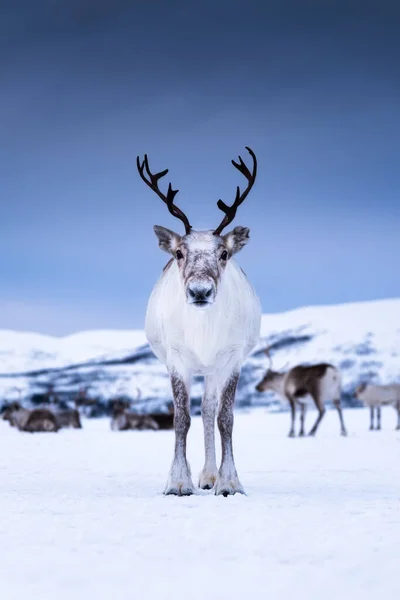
[
  {"xmin": 1, "ymin": 295, "xmax": 399, "ymax": 338},
  {"xmin": 2, "ymin": 0, "xmax": 400, "ymax": 335}
]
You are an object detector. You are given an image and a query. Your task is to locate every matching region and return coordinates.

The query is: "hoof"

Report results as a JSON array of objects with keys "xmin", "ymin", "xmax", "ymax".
[
  {"xmin": 216, "ymin": 487, "xmax": 243, "ymax": 497},
  {"xmin": 214, "ymin": 477, "xmax": 245, "ymax": 497},
  {"xmin": 288, "ymin": 431, "xmax": 295, "ymax": 438},
  {"xmin": 198, "ymin": 470, "xmax": 218, "ymax": 491},
  {"xmin": 341, "ymin": 430, "xmax": 348, "ymax": 437},
  {"xmin": 164, "ymin": 485, "xmax": 195, "ymax": 497}
]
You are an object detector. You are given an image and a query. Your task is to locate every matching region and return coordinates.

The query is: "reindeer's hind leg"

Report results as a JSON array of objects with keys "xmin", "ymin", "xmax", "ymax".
[
  {"xmin": 198, "ymin": 375, "xmax": 218, "ymax": 490},
  {"xmin": 369, "ymin": 406, "xmax": 375, "ymax": 430},
  {"xmin": 376, "ymin": 406, "xmax": 381, "ymax": 430},
  {"xmin": 396, "ymin": 403, "xmax": 400, "ymax": 430},
  {"xmin": 307, "ymin": 396, "xmax": 325, "ymax": 436},
  {"xmin": 333, "ymin": 399, "xmax": 347, "ymax": 436},
  {"xmin": 298, "ymin": 403, "xmax": 306, "ymax": 436},
  {"xmin": 215, "ymin": 371, "xmax": 244, "ymax": 496},
  {"xmin": 164, "ymin": 369, "xmax": 195, "ymax": 496}
]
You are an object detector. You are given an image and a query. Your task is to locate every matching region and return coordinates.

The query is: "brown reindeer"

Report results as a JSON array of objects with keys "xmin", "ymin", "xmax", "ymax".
[
  {"xmin": 255, "ymin": 350, "xmax": 347, "ymax": 437},
  {"xmin": 110, "ymin": 399, "xmax": 159, "ymax": 431},
  {"xmin": 355, "ymin": 382, "xmax": 400, "ymax": 430},
  {"xmin": 150, "ymin": 411, "xmax": 174, "ymax": 430},
  {"xmin": 53, "ymin": 408, "xmax": 82, "ymax": 429},
  {"xmin": 3, "ymin": 403, "xmax": 60, "ymax": 433}
]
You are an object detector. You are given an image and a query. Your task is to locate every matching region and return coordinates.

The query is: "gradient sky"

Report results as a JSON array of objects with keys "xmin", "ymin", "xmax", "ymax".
[{"xmin": 1, "ymin": 0, "xmax": 399, "ymax": 335}]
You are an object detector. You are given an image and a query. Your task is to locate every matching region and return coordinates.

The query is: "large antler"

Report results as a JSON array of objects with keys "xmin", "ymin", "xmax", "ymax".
[
  {"xmin": 264, "ymin": 347, "xmax": 290, "ymax": 373},
  {"xmin": 136, "ymin": 154, "xmax": 192, "ymax": 234},
  {"xmin": 213, "ymin": 146, "xmax": 257, "ymax": 236}
]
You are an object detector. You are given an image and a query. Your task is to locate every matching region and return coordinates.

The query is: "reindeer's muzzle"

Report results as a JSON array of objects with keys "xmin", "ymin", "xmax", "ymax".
[{"xmin": 186, "ymin": 280, "xmax": 216, "ymax": 308}]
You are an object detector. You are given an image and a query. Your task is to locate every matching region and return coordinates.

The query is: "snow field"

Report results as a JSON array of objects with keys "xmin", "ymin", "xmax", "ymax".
[{"xmin": 1, "ymin": 407, "xmax": 399, "ymax": 599}]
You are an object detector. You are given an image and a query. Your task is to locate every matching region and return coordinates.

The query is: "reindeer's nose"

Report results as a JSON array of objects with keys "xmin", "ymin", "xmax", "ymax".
[{"xmin": 187, "ymin": 282, "xmax": 215, "ymax": 305}]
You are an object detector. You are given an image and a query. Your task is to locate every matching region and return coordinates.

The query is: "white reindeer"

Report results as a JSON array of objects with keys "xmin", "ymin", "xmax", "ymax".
[
  {"xmin": 354, "ymin": 382, "xmax": 400, "ymax": 430},
  {"xmin": 137, "ymin": 148, "xmax": 261, "ymax": 496}
]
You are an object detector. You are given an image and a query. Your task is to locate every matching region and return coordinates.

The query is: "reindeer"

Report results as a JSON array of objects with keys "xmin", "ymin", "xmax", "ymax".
[
  {"xmin": 74, "ymin": 388, "xmax": 98, "ymax": 416},
  {"xmin": 53, "ymin": 408, "xmax": 82, "ymax": 429},
  {"xmin": 354, "ymin": 382, "xmax": 400, "ymax": 430},
  {"xmin": 110, "ymin": 399, "xmax": 159, "ymax": 431},
  {"xmin": 137, "ymin": 147, "xmax": 261, "ymax": 496},
  {"xmin": 2, "ymin": 403, "xmax": 60, "ymax": 433},
  {"xmin": 255, "ymin": 350, "xmax": 347, "ymax": 437},
  {"xmin": 150, "ymin": 410, "xmax": 174, "ymax": 430}
]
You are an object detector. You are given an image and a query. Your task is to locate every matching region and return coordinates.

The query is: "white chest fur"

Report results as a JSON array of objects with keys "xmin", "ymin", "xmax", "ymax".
[{"xmin": 145, "ymin": 260, "xmax": 261, "ymax": 374}]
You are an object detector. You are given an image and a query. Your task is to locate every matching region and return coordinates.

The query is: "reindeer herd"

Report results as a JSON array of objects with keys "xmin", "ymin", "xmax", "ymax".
[{"xmin": 1, "ymin": 391, "xmax": 174, "ymax": 434}]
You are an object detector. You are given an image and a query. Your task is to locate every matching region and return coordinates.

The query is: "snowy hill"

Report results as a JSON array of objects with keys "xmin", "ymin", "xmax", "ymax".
[{"xmin": 0, "ymin": 298, "xmax": 399, "ymax": 412}]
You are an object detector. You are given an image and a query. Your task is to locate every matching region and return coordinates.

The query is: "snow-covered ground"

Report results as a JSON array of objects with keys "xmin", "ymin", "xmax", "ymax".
[{"xmin": 1, "ymin": 407, "xmax": 399, "ymax": 599}]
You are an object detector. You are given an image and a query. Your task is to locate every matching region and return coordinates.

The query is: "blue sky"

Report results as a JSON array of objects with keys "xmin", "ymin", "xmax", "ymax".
[{"xmin": 1, "ymin": 0, "xmax": 399, "ymax": 335}]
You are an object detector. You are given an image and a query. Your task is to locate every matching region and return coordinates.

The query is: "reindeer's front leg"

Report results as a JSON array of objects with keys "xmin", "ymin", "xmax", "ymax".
[
  {"xmin": 215, "ymin": 371, "xmax": 245, "ymax": 497},
  {"xmin": 198, "ymin": 375, "xmax": 218, "ymax": 490},
  {"xmin": 164, "ymin": 370, "xmax": 195, "ymax": 496}
]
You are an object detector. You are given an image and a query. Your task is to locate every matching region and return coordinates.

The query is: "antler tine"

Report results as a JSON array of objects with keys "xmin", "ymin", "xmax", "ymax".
[
  {"xmin": 264, "ymin": 347, "xmax": 273, "ymax": 370},
  {"xmin": 213, "ymin": 146, "xmax": 257, "ymax": 236},
  {"xmin": 136, "ymin": 154, "xmax": 192, "ymax": 234}
]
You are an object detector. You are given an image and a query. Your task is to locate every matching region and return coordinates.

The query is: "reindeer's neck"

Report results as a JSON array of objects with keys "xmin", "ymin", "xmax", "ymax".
[{"xmin": 270, "ymin": 373, "xmax": 288, "ymax": 400}]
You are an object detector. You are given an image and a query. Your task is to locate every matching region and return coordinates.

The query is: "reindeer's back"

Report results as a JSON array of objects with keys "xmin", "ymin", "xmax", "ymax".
[
  {"xmin": 360, "ymin": 384, "xmax": 400, "ymax": 406},
  {"xmin": 287, "ymin": 363, "xmax": 340, "ymax": 399}
]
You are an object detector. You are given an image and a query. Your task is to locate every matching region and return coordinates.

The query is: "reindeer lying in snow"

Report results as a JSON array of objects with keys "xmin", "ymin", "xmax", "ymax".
[
  {"xmin": 2, "ymin": 403, "xmax": 60, "ymax": 433},
  {"xmin": 137, "ymin": 147, "xmax": 261, "ymax": 496},
  {"xmin": 110, "ymin": 400, "xmax": 159, "ymax": 431},
  {"xmin": 52, "ymin": 408, "xmax": 82, "ymax": 429},
  {"xmin": 255, "ymin": 350, "xmax": 347, "ymax": 437},
  {"xmin": 2, "ymin": 402, "xmax": 81, "ymax": 432},
  {"xmin": 354, "ymin": 382, "xmax": 400, "ymax": 430}
]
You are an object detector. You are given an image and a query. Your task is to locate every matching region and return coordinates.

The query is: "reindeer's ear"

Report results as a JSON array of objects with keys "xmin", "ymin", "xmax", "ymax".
[
  {"xmin": 153, "ymin": 226, "xmax": 182, "ymax": 254},
  {"xmin": 223, "ymin": 226, "xmax": 250, "ymax": 255}
]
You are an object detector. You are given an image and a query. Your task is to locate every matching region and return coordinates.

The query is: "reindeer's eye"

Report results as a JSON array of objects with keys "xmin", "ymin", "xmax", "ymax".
[
  {"xmin": 176, "ymin": 249, "xmax": 183, "ymax": 260},
  {"xmin": 220, "ymin": 250, "xmax": 228, "ymax": 261}
]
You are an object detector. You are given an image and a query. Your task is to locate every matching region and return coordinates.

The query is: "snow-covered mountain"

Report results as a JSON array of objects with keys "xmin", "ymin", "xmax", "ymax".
[{"xmin": 0, "ymin": 298, "xmax": 399, "ymax": 413}]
